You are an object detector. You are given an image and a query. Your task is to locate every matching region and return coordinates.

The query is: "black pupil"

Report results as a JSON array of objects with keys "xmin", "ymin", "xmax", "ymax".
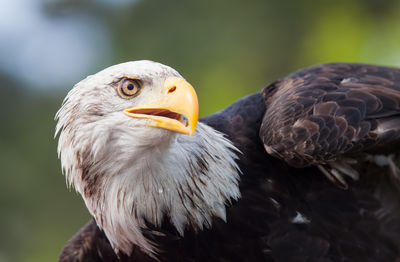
[{"xmin": 127, "ymin": 83, "xmax": 134, "ymax": 90}]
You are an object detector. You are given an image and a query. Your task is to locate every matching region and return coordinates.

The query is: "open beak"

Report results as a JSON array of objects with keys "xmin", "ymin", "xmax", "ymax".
[{"xmin": 123, "ymin": 77, "xmax": 199, "ymax": 136}]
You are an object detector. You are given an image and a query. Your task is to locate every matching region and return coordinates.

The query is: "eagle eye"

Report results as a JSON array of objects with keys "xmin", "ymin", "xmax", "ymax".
[{"xmin": 118, "ymin": 78, "xmax": 142, "ymax": 98}]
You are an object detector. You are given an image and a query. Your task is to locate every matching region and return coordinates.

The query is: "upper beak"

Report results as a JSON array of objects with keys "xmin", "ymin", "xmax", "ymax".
[{"xmin": 123, "ymin": 77, "xmax": 199, "ymax": 136}]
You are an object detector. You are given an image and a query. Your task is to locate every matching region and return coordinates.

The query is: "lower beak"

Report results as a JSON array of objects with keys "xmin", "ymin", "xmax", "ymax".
[{"xmin": 123, "ymin": 77, "xmax": 199, "ymax": 136}]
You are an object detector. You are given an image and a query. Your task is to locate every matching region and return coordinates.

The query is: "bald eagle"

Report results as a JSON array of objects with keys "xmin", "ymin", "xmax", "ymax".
[{"xmin": 56, "ymin": 61, "xmax": 400, "ymax": 262}]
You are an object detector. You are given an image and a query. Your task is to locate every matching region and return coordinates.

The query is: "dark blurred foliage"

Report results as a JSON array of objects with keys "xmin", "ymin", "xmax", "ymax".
[{"xmin": 0, "ymin": 0, "xmax": 399, "ymax": 261}]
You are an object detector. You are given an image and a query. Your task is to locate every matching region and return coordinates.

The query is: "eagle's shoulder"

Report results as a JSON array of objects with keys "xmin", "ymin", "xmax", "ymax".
[{"xmin": 59, "ymin": 219, "xmax": 119, "ymax": 262}]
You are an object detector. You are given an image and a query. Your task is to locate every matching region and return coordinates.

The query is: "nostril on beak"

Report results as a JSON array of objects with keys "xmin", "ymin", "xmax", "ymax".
[{"xmin": 168, "ymin": 86, "xmax": 176, "ymax": 93}]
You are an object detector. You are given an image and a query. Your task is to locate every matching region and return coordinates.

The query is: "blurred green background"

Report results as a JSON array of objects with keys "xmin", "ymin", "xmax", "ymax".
[{"xmin": 1, "ymin": 0, "xmax": 400, "ymax": 261}]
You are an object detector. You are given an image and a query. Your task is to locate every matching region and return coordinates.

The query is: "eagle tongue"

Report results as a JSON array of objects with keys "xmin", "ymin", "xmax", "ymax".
[{"xmin": 130, "ymin": 108, "xmax": 181, "ymax": 120}]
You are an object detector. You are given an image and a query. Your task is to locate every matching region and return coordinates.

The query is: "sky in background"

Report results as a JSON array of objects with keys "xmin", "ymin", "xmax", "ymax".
[{"xmin": 0, "ymin": 0, "xmax": 133, "ymax": 89}]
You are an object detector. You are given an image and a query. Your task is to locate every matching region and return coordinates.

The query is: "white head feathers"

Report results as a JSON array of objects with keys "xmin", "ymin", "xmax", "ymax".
[{"xmin": 55, "ymin": 60, "xmax": 241, "ymax": 256}]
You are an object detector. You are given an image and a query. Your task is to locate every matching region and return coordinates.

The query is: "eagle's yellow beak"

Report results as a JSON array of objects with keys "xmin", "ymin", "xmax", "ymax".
[{"xmin": 123, "ymin": 77, "xmax": 199, "ymax": 136}]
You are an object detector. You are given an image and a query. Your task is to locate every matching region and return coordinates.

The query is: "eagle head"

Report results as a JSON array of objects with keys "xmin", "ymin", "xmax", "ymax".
[{"xmin": 55, "ymin": 60, "xmax": 240, "ymax": 256}]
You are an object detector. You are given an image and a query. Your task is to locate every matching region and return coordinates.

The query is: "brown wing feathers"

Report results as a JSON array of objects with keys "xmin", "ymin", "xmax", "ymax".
[{"xmin": 260, "ymin": 63, "xmax": 400, "ymax": 169}]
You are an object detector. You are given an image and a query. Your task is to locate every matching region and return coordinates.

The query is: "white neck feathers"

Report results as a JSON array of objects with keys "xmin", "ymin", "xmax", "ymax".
[{"xmin": 57, "ymin": 122, "xmax": 241, "ymax": 256}]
